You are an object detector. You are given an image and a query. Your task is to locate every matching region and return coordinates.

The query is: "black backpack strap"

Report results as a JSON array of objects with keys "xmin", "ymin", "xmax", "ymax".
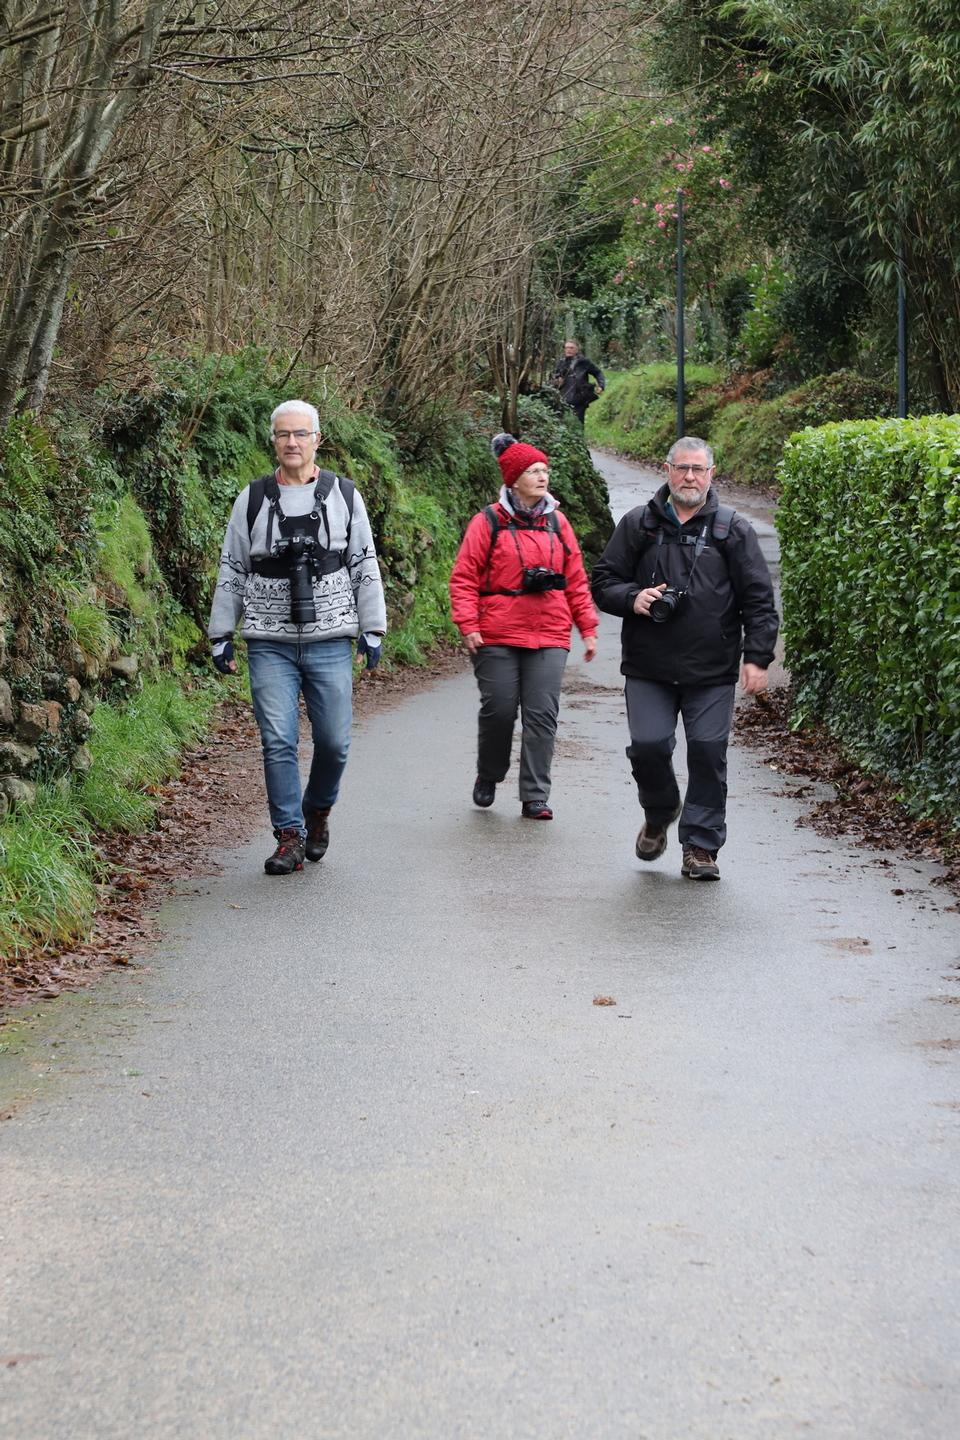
[
  {"xmin": 246, "ymin": 474, "xmax": 278, "ymax": 537},
  {"xmin": 316, "ymin": 469, "xmax": 356, "ymax": 557},
  {"xmin": 482, "ymin": 504, "xmax": 502, "ymax": 572},
  {"xmin": 483, "ymin": 505, "xmax": 571, "ymax": 576},
  {"xmin": 711, "ymin": 503, "xmax": 736, "ymax": 542},
  {"xmin": 247, "ymin": 470, "xmax": 357, "ymax": 564},
  {"xmin": 547, "ymin": 509, "xmax": 571, "ymax": 558}
]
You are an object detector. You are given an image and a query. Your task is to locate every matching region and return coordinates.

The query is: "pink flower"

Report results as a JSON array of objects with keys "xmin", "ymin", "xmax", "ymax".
[
  {"xmin": 701, "ymin": 145, "xmax": 712, "ymax": 153},
  {"xmin": 718, "ymin": 177, "xmax": 732, "ymax": 188},
  {"xmin": 657, "ymin": 219, "xmax": 667, "ymax": 229},
  {"xmin": 613, "ymin": 272, "xmax": 623, "ymax": 284},
  {"xmin": 631, "ymin": 196, "xmax": 640, "ymax": 205}
]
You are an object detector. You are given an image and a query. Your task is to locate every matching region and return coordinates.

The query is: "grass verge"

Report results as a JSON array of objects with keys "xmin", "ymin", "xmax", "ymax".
[{"xmin": 0, "ymin": 678, "xmax": 215, "ymax": 962}]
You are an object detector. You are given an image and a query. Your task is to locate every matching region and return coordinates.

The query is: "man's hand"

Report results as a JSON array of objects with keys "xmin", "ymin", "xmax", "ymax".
[
  {"xmin": 632, "ymin": 584, "xmax": 667, "ymax": 618},
  {"xmin": 740, "ymin": 662, "xmax": 768, "ymax": 695},
  {"xmin": 211, "ymin": 638, "xmax": 236, "ymax": 675},
  {"xmin": 583, "ymin": 636, "xmax": 597, "ymax": 662},
  {"xmin": 464, "ymin": 631, "xmax": 483, "ymax": 654},
  {"xmin": 357, "ymin": 632, "xmax": 383, "ymax": 675}
]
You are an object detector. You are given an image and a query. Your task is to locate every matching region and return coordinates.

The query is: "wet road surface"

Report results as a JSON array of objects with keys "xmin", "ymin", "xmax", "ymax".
[{"xmin": 1, "ymin": 453, "xmax": 958, "ymax": 1438}]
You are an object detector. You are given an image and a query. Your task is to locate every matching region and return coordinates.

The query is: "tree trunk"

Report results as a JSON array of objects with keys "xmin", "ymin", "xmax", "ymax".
[{"xmin": 22, "ymin": 247, "xmax": 74, "ymax": 410}]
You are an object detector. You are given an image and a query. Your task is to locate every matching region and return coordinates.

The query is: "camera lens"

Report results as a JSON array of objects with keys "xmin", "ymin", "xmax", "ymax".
[{"xmin": 649, "ymin": 589, "xmax": 680, "ymax": 623}]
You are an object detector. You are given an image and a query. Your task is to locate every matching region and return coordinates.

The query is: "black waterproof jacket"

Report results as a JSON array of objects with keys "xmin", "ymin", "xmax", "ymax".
[
  {"xmin": 591, "ymin": 484, "xmax": 778, "ymax": 686},
  {"xmin": 553, "ymin": 353, "xmax": 605, "ymax": 408}
]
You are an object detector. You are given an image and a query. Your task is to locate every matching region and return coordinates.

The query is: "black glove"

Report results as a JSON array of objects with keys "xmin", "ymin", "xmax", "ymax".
[
  {"xmin": 357, "ymin": 633, "xmax": 382, "ymax": 670},
  {"xmin": 211, "ymin": 637, "xmax": 235, "ymax": 675}
]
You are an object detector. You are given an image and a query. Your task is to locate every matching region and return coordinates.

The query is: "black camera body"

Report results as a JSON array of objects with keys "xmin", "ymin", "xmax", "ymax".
[
  {"xmin": 274, "ymin": 531, "xmax": 319, "ymax": 625},
  {"xmin": 522, "ymin": 566, "xmax": 567, "ymax": 594},
  {"xmin": 648, "ymin": 585, "xmax": 684, "ymax": 623}
]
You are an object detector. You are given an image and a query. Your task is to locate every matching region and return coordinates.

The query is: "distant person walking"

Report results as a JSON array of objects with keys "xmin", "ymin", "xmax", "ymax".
[
  {"xmin": 591, "ymin": 436, "xmax": 778, "ymax": 881},
  {"xmin": 449, "ymin": 433, "xmax": 598, "ymax": 821},
  {"xmin": 552, "ymin": 338, "xmax": 605, "ymax": 424}
]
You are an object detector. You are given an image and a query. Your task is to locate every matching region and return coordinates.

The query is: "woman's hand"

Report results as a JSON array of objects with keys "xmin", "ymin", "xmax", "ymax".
[
  {"xmin": 464, "ymin": 631, "xmax": 483, "ymax": 654},
  {"xmin": 583, "ymin": 636, "xmax": 597, "ymax": 662}
]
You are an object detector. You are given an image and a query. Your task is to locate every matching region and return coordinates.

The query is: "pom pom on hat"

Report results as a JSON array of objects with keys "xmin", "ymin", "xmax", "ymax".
[{"xmin": 491, "ymin": 432, "xmax": 549, "ymax": 488}]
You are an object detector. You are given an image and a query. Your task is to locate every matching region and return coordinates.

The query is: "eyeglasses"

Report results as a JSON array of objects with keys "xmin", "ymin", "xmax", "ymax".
[
  {"xmin": 273, "ymin": 428, "xmax": 316, "ymax": 442},
  {"xmin": 669, "ymin": 462, "xmax": 710, "ymax": 475}
]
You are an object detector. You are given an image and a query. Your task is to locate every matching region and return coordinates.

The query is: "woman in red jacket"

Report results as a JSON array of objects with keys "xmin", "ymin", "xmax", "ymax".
[{"xmin": 449, "ymin": 433, "xmax": 599, "ymax": 819}]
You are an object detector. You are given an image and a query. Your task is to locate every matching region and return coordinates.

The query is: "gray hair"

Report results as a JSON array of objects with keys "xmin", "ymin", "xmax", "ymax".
[
  {"xmin": 270, "ymin": 399, "xmax": 320, "ymax": 437},
  {"xmin": 666, "ymin": 435, "xmax": 713, "ymax": 466}
]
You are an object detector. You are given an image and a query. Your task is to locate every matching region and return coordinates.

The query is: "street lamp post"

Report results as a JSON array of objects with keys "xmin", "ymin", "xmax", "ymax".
[
  {"xmin": 676, "ymin": 189, "xmax": 685, "ymax": 437},
  {"xmin": 897, "ymin": 234, "xmax": 908, "ymax": 419}
]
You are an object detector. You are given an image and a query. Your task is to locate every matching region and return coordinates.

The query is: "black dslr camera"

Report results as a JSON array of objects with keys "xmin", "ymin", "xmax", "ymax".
[
  {"xmin": 522, "ymin": 566, "xmax": 567, "ymax": 594},
  {"xmin": 648, "ymin": 586, "xmax": 684, "ymax": 623},
  {"xmin": 274, "ymin": 530, "xmax": 319, "ymax": 625}
]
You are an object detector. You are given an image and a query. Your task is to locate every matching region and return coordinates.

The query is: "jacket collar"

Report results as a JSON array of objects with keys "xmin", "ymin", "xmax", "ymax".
[{"xmin": 650, "ymin": 481, "xmax": 716, "ymax": 527}]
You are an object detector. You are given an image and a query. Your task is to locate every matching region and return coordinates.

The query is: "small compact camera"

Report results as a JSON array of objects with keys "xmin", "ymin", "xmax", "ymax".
[
  {"xmin": 522, "ymin": 566, "xmax": 567, "ymax": 594},
  {"xmin": 648, "ymin": 586, "xmax": 684, "ymax": 623}
]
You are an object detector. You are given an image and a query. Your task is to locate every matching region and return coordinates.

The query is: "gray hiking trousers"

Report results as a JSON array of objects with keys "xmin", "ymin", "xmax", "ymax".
[
  {"xmin": 472, "ymin": 645, "xmax": 568, "ymax": 803},
  {"xmin": 625, "ymin": 678, "xmax": 736, "ymax": 853}
]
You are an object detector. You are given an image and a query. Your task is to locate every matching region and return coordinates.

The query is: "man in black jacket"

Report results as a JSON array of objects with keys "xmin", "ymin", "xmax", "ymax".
[
  {"xmin": 591, "ymin": 436, "xmax": 778, "ymax": 880},
  {"xmin": 553, "ymin": 339, "xmax": 605, "ymax": 424}
]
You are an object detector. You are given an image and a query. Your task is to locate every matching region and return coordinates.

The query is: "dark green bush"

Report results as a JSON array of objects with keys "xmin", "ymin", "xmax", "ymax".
[
  {"xmin": 712, "ymin": 370, "xmax": 896, "ymax": 488},
  {"xmin": 100, "ymin": 355, "xmax": 276, "ymax": 624},
  {"xmin": 777, "ymin": 416, "xmax": 960, "ymax": 823}
]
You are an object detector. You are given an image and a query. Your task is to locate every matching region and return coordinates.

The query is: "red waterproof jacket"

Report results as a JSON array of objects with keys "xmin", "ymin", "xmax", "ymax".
[{"xmin": 449, "ymin": 499, "xmax": 598, "ymax": 650}]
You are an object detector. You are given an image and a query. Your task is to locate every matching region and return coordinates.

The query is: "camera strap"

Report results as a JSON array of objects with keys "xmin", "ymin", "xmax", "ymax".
[
  {"xmin": 479, "ymin": 507, "xmax": 565, "ymax": 596},
  {"xmin": 246, "ymin": 470, "xmax": 356, "ymax": 562},
  {"xmin": 650, "ymin": 522, "xmax": 710, "ymax": 590}
]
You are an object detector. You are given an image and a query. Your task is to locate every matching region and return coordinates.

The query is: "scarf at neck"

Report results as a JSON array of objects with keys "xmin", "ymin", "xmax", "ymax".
[{"xmin": 507, "ymin": 491, "xmax": 549, "ymax": 521}]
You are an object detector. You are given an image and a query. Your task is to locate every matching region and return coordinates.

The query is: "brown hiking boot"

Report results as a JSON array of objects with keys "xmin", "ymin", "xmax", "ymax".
[
  {"xmin": 304, "ymin": 805, "xmax": 331, "ymax": 862},
  {"xmin": 635, "ymin": 803, "xmax": 682, "ymax": 862},
  {"xmin": 681, "ymin": 846, "xmax": 720, "ymax": 881},
  {"xmin": 264, "ymin": 828, "xmax": 305, "ymax": 875}
]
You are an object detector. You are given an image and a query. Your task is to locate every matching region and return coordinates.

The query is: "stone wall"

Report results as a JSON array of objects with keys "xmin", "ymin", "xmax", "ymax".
[{"xmin": 0, "ymin": 587, "xmax": 139, "ymax": 820}]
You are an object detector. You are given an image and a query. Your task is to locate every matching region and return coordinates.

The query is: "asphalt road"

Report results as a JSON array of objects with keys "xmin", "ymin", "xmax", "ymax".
[{"xmin": 1, "ymin": 454, "xmax": 959, "ymax": 1439}]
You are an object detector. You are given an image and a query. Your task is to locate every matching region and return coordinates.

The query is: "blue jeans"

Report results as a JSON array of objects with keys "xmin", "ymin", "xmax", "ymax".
[{"xmin": 246, "ymin": 638, "xmax": 353, "ymax": 835}]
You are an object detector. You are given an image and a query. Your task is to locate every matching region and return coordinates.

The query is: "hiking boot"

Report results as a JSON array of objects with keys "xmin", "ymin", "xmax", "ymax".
[
  {"xmin": 473, "ymin": 777, "xmax": 496, "ymax": 808},
  {"xmin": 264, "ymin": 828, "xmax": 305, "ymax": 875},
  {"xmin": 304, "ymin": 805, "xmax": 331, "ymax": 862},
  {"xmin": 635, "ymin": 803, "xmax": 682, "ymax": 862},
  {"xmin": 681, "ymin": 846, "xmax": 720, "ymax": 881},
  {"xmin": 521, "ymin": 801, "xmax": 553, "ymax": 820}
]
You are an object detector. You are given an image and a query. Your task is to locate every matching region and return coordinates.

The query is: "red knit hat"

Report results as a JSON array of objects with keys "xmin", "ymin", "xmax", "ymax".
[{"xmin": 491, "ymin": 432, "xmax": 549, "ymax": 488}]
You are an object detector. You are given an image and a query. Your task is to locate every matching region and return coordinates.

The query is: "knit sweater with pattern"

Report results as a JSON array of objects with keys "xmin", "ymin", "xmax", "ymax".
[{"xmin": 207, "ymin": 474, "xmax": 387, "ymax": 644}]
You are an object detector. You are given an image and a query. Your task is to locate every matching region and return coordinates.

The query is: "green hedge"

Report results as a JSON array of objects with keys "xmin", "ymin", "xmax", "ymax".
[{"xmin": 777, "ymin": 416, "xmax": 960, "ymax": 822}]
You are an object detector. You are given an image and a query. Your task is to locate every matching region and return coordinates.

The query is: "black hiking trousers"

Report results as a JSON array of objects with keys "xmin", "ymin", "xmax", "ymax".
[{"xmin": 625, "ymin": 677, "xmax": 736, "ymax": 854}]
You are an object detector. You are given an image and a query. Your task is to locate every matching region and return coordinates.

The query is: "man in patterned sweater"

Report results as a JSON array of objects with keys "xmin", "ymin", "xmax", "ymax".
[{"xmin": 208, "ymin": 400, "xmax": 387, "ymax": 874}]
